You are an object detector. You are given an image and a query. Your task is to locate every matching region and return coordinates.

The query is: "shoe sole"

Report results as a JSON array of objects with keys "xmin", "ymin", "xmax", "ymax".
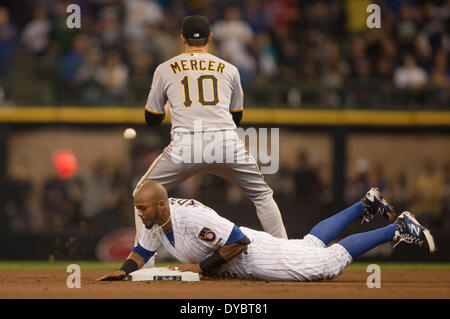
[{"xmin": 401, "ymin": 211, "xmax": 437, "ymax": 253}]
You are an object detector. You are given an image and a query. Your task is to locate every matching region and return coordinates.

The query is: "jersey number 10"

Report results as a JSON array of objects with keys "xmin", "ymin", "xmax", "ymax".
[{"xmin": 181, "ymin": 75, "xmax": 219, "ymax": 107}]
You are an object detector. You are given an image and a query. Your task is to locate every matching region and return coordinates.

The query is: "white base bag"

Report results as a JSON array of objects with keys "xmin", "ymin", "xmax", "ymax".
[{"xmin": 125, "ymin": 267, "xmax": 200, "ymax": 282}]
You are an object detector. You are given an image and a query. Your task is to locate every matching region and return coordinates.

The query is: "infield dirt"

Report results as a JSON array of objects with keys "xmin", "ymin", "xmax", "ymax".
[{"xmin": 0, "ymin": 268, "xmax": 449, "ymax": 299}]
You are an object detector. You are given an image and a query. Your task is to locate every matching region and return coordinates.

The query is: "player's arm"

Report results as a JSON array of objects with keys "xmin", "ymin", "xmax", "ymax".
[
  {"xmin": 144, "ymin": 66, "xmax": 166, "ymax": 126},
  {"xmin": 145, "ymin": 109, "xmax": 165, "ymax": 126},
  {"xmin": 229, "ymin": 66, "xmax": 244, "ymax": 126},
  {"xmin": 96, "ymin": 245, "xmax": 155, "ymax": 281},
  {"xmin": 200, "ymin": 234, "xmax": 250, "ymax": 271},
  {"xmin": 230, "ymin": 109, "xmax": 243, "ymax": 126},
  {"xmin": 168, "ymin": 225, "xmax": 250, "ymax": 274}
]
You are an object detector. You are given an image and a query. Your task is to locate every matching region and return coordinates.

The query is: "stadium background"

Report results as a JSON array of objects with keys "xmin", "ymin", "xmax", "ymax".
[{"xmin": 0, "ymin": 0, "xmax": 448, "ymax": 265}]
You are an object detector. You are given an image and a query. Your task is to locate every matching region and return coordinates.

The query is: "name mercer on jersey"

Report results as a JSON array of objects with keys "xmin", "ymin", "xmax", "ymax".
[{"xmin": 170, "ymin": 59, "xmax": 225, "ymax": 74}]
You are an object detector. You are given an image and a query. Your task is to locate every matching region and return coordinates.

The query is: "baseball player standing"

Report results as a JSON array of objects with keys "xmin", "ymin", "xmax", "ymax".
[
  {"xmin": 97, "ymin": 182, "xmax": 436, "ymax": 282},
  {"xmin": 134, "ymin": 14, "xmax": 287, "ymax": 264}
]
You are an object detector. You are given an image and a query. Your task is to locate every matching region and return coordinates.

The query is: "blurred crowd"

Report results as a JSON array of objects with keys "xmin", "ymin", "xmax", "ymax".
[
  {"xmin": 343, "ymin": 158, "xmax": 450, "ymax": 230},
  {"xmin": 2, "ymin": 158, "xmax": 132, "ymax": 234},
  {"xmin": 0, "ymin": 0, "xmax": 448, "ymax": 107},
  {"xmin": 2, "ymin": 145, "xmax": 449, "ymax": 236}
]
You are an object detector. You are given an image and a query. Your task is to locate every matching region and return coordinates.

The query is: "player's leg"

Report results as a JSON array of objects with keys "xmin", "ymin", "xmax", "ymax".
[
  {"xmin": 132, "ymin": 139, "xmax": 201, "ymax": 267},
  {"xmin": 307, "ymin": 187, "xmax": 396, "ymax": 246},
  {"xmin": 133, "ymin": 141, "xmax": 201, "ymax": 197},
  {"xmin": 338, "ymin": 211, "xmax": 436, "ymax": 259},
  {"xmin": 212, "ymin": 165, "xmax": 287, "ymax": 238},
  {"xmin": 212, "ymin": 144, "xmax": 287, "ymax": 238},
  {"xmin": 309, "ymin": 211, "xmax": 436, "ymax": 281},
  {"xmin": 223, "ymin": 133, "xmax": 287, "ymax": 238}
]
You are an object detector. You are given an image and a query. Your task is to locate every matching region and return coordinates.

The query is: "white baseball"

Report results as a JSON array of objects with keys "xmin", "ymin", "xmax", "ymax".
[{"xmin": 123, "ymin": 128, "xmax": 136, "ymax": 140}]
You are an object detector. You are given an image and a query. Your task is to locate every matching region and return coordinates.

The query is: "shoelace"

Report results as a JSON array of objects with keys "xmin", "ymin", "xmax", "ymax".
[{"xmin": 393, "ymin": 233, "xmax": 424, "ymax": 248}]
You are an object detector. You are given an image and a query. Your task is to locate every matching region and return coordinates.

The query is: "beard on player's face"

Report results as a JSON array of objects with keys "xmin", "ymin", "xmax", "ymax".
[
  {"xmin": 144, "ymin": 223, "xmax": 152, "ymax": 229},
  {"xmin": 142, "ymin": 203, "xmax": 160, "ymax": 229}
]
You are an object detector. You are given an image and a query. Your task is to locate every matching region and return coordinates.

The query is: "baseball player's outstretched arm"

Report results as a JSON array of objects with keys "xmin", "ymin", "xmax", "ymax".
[{"xmin": 96, "ymin": 252, "xmax": 146, "ymax": 281}]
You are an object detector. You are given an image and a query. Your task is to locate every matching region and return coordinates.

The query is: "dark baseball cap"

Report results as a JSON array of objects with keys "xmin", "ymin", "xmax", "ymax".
[{"xmin": 181, "ymin": 15, "xmax": 210, "ymax": 39}]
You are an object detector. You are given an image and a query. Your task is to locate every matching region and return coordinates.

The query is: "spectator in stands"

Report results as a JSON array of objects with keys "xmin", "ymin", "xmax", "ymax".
[
  {"xmin": 371, "ymin": 163, "xmax": 390, "ymax": 197},
  {"xmin": 394, "ymin": 55, "xmax": 428, "ymax": 90},
  {"xmin": 301, "ymin": 0, "xmax": 332, "ymax": 34},
  {"xmin": 321, "ymin": 38, "xmax": 347, "ymax": 88},
  {"xmin": 3, "ymin": 174, "xmax": 33, "ymax": 233},
  {"xmin": 75, "ymin": 44, "xmax": 103, "ymax": 105},
  {"xmin": 97, "ymin": 50, "xmax": 129, "ymax": 104},
  {"xmin": 41, "ymin": 174, "xmax": 83, "ymax": 233},
  {"xmin": 412, "ymin": 160, "xmax": 444, "ymax": 229},
  {"xmin": 212, "ymin": 6, "xmax": 256, "ymax": 84},
  {"xmin": 375, "ymin": 56, "xmax": 394, "ymax": 81},
  {"xmin": 395, "ymin": 2, "xmax": 422, "ymax": 55},
  {"xmin": 80, "ymin": 159, "xmax": 121, "ymax": 232},
  {"xmin": 21, "ymin": 5, "xmax": 50, "ymax": 56},
  {"xmin": 0, "ymin": 6, "xmax": 19, "ymax": 76},
  {"xmin": 294, "ymin": 151, "xmax": 322, "ymax": 210},
  {"xmin": 413, "ymin": 34, "xmax": 433, "ymax": 71},
  {"xmin": 48, "ymin": 1, "xmax": 80, "ymax": 53},
  {"xmin": 277, "ymin": 41, "xmax": 301, "ymax": 81},
  {"xmin": 96, "ymin": 6, "xmax": 122, "ymax": 49},
  {"xmin": 59, "ymin": 33, "xmax": 88, "ymax": 83},
  {"xmin": 36, "ymin": 41, "xmax": 62, "ymax": 105},
  {"xmin": 0, "ymin": 0, "xmax": 447, "ymax": 107},
  {"xmin": 253, "ymin": 31, "xmax": 278, "ymax": 81},
  {"xmin": 58, "ymin": 33, "xmax": 89, "ymax": 102},
  {"xmin": 391, "ymin": 170, "xmax": 412, "ymax": 214},
  {"xmin": 126, "ymin": 45, "xmax": 158, "ymax": 104},
  {"xmin": 142, "ymin": 12, "xmax": 180, "ymax": 64},
  {"xmin": 345, "ymin": 158, "xmax": 370, "ymax": 205},
  {"xmin": 393, "ymin": 54, "xmax": 429, "ymax": 106},
  {"xmin": 429, "ymin": 49, "xmax": 450, "ymax": 107},
  {"xmin": 266, "ymin": 0, "xmax": 299, "ymax": 35},
  {"xmin": 347, "ymin": 36, "xmax": 369, "ymax": 76},
  {"xmin": 420, "ymin": 0, "xmax": 449, "ymax": 53},
  {"xmin": 242, "ymin": 0, "xmax": 268, "ymax": 33},
  {"xmin": 123, "ymin": 0, "xmax": 163, "ymax": 42}
]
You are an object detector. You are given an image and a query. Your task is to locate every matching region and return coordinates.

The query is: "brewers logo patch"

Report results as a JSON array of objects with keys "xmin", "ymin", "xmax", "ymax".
[{"xmin": 198, "ymin": 227, "xmax": 216, "ymax": 242}]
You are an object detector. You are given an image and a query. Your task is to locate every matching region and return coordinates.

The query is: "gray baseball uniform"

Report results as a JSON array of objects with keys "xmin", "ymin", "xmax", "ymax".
[
  {"xmin": 135, "ymin": 52, "xmax": 287, "ymax": 266},
  {"xmin": 146, "ymin": 53, "xmax": 242, "ymax": 133}
]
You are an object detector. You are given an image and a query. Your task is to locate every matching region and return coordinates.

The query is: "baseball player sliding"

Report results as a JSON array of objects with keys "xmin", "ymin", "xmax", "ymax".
[
  {"xmin": 134, "ymin": 14, "xmax": 287, "ymax": 261},
  {"xmin": 97, "ymin": 181, "xmax": 436, "ymax": 282}
]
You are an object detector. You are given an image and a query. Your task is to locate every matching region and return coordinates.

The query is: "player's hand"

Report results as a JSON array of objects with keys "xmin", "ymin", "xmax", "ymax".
[
  {"xmin": 167, "ymin": 263, "xmax": 202, "ymax": 274},
  {"xmin": 96, "ymin": 270, "xmax": 127, "ymax": 281}
]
